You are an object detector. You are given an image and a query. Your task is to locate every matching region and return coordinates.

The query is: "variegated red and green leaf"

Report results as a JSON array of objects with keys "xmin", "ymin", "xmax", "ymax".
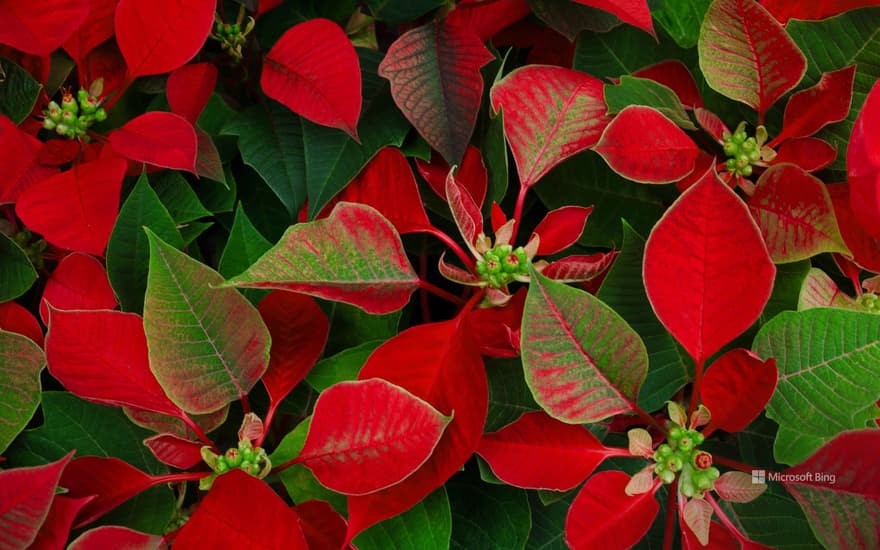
[
  {"xmin": 698, "ymin": 0, "xmax": 807, "ymax": 116},
  {"xmin": 632, "ymin": 60, "xmax": 704, "ymax": 109},
  {"xmin": 143, "ymin": 229, "xmax": 270, "ymax": 414},
  {"xmin": 521, "ymin": 266, "xmax": 648, "ymax": 423},
  {"xmin": 224, "ymin": 203, "xmax": 419, "ymax": 314},
  {"xmin": 797, "ymin": 268, "xmax": 863, "ymax": 311},
  {"xmin": 0, "ymin": 452, "xmax": 73, "ymax": 549},
  {"xmin": 0, "ymin": 329, "xmax": 45, "ymax": 454},
  {"xmin": 490, "ymin": 65, "xmax": 609, "ymax": 188},
  {"xmin": 748, "ymin": 163, "xmax": 850, "ymax": 263}
]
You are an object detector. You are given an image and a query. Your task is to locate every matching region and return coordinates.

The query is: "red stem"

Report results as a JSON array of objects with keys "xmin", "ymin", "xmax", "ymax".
[
  {"xmin": 688, "ymin": 359, "xmax": 706, "ymax": 416},
  {"xmin": 634, "ymin": 405, "xmax": 668, "ymax": 434},
  {"xmin": 419, "ymin": 280, "xmax": 466, "ymax": 305},
  {"xmin": 180, "ymin": 413, "xmax": 218, "ymax": 452},
  {"xmin": 151, "ymin": 471, "xmax": 211, "ymax": 485},
  {"xmin": 712, "ymin": 455, "xmax": 756, "ymax": 474},
  {"xmin": 705, "ymin": 492, "xmax": 751, "ymax": 544},
  {"xmin": 662, "ymin": 483, "xmax": 678, "ymax": 550},
  {"xmin": 419, "ymin": 253, "xmax": 432, "ymax": 323},
  {"xmin": 240, "ymin": 393, "xmax": 251, "ymax": 415},
  {"xmin": 270, "ymin": 455, "xmax": 300, "ymax": 475},
  {"xmin": 412, "ymin": 227, "xmax": 475, "ymax": 270},
  {"xmin": 256, "ymin": 400, "xmax": 278, "ymax": 449},
  {"xmin": 510, "ymin": 185, "xmax": 529, "ymax": 243}
]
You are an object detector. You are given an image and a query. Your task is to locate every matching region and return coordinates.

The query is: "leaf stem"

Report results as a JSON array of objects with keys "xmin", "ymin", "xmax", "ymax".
[
  {"xmin": 688, "ymin": 358, "xmax": 706, "ymax": 416},
  {"xmin": 240, "ymin": 393, "xmax": 251, "ymax": 415},
  {"xmin": 511, "ymin": 184, "xmax": 529, "ymax": 243},
  {"xmin": 419, "ymin": 279, "xmax": 466, "ymax": 305},
  {"xmin": 633, "ymin": 405, "xmax": 668, "ymax": 434},
  {"xmin": 180, "ymin": 413, "xmax": 218, "ymax": 452},
  {"xmin": 270, "ymin": 455, "xmax": 300, "ymax": 475},
  {"xmin": 712, "ymin": 455, "xmax": 756, "ymax": 474},
  {"xmin": 412, "ymin": 227, "xmax": 475, "ymax": 270},
  {"xmin": 151, "ymin": 471, "xmax": 212, "ymax": 485},
  {"xmin": 662, "ymin": 484, "xmax": 677, "ymax": 550},
  {"xmin": 419, "ymin": 253, "xmax": 432, "ymax": 323}
]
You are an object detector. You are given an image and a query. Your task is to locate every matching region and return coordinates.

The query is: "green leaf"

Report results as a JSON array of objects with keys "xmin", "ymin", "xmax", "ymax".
[
  {"xmin": 0, "ymin": 330, "xmax": 44, "ymax": 454},
  {"xmin": 605, "ymin": 76, "xmax": 697, "ymax": 130},
  {"xmin": 305, "ymin": 340, "xmax": 383, "ymax": 392},
  {"xmin": 485, "ymin": 358, "xmax": 541, "ymax": 433},
  {"xmin": 574, "ymin": 25, "xmax": 685, "ymax": 80},
  {"xmin": 652, "ymin": 0, "xmax": 711, "ymax": 48},
  {"xmin": 752, "ymin": 309, "xmax": 880, "ymax": 465},
  {"xmin": 788, "ymin": 7, "xmax": 880, "ymax": 170},
  {"xmin": 178, "ymin": 221, "xmax": 213, "ymax": 247},
  {"xmin": 143, "ymin": 229, "xmax": 270, "ymax": 414},
  {"xmin": 521, "ymin": 265, "xmax": 648, "ymax": 423},
  {"xmin": 597, "ymin": 221, "xmax": 691, "ymax": 412},
  {"xmin": 527, "ymin": 0, "xmax": 620, "ymax": 41},
  {"xmin": 448, "ymin": 472, "xmax": 531, "ymax": 550},
  {"xmin": 364, "ymin": 0, "xmax": 445, "ymax": 23},
  {"xmin": 354, "ymin": 486, "xmax": 451, "ymax": 550},
  {"xmin": 151, "ymin": 171, "xmax": 212, "ymax": 224},
  {"xmin": 761, "ymin": 260, "xmax": 811, "ymax": 323},
  {"xmin": 218, "ymin": 204, "xmax": 272, "ymax": 304},
  {"xmin": 725, "ymin": 488, "xmax": 820, "ymax": 549},
  {"xmin": 195, "ymin": 166, "xmax": 236, "ymax": 214},
  {"xmin": 480, "ymin": 107, "xmax": 509, "ymax": 206},
  {"xmin": 533, "ymin": 151, "xmax": 674, "ymax": 247},
  {"xmin": 107, "ymin": 172, "xmax": 184, "ymax": 313},
  {"xmin": 323, "ymin": 302, "xmax": 401, "ymax": 356},
  {"xmin": 0, "ymin": 231, "xmax": 36, "ymax": 301},
  {"xmin": 0, "ymin": 58, "xmax": 42, "ymax": 124},
  {"xmin": 526, "ymin": 492, "xmax": 573, "ymax": 550}
]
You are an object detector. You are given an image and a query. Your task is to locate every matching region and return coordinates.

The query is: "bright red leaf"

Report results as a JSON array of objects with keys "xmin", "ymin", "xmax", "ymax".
[
  {"xmin": 477, "ymin": 411, "xmax": 622, "ymax": 490},
  {"xmin": 774, "ymin": 65, "xmax": 856, "ymax": 144},
  {"xmin": 761, "ymin": 0, "xmax": 880, "ymax": 23},
  {"xmin": 445, "ymin": 0, "xmax": 532, "ymax": 41},
  {"xmin": 39, "ymin": 253, "xmax": 118, "ymax": 323},
  {"xmin": 565, "ymin": 471, "xmax": 659, "ymax": 550},
  {"xmin": 109, "ymin": 111, "xmax": 197, "ymax": 173},
  {"xmin": 695, "ymin": 107, "xmax": 730, "ymax": 143},
  {"xmin": 770, "ymin": 137, "xmax": 837, "ymax": 173},
  {"xmin": 297, "ymin": 378, "xmax": 451, "ymax": 495},
  {"xmin": 828, "ymin": 183, "xmax": 880, "ymax": 272},
  {"xmin": 29, "ymin": 495, "xmax": 94, "ymax": 550},
  {"xmin": 633, "ymin": 60, "xmax": 704, "ymax": 109},
  {"xmin": 69, "ymin": 526, "xmax": 165, "ymax": 550},
  {"xmin": 680, "ymin": 516, "xmax": 738, "ymax": 550},
  {"xmin": 702, "ymin": 349, "xmax": 778, "ymax": 434},
  {"xmin": 78, "ymin": 41, "xmax": 127, "ymax": 96},
  {"xmin": 38, "ymin": 140, "xmax": 83, "ymax": 166},
  {"xmin": 16, "ymin": 157, "xmax": 126, "ymax": 255},
  {"xmin": 594, "ymin": 105, "xmax": 699, "ymax": 183},
  {"xmin": 415, "ymin": 144, "xmax": 488, "ymax": 207},
  {"xmin": 698, "ymin": 0, "xmax": 806, "ymax": 116},
  {"xmin": 532, "ymin": 206, "xmax": 593, "ymax": 256},
  {"xmin": 571, "ymin": 0, "xmax": 654, "ymax": 36},
  {"xmin": 262, "ymin": 18, "xmax": 362, "ymax": 139},
  {"xmin": 62, "ymin": 0, "xmax": 117, "ymax": 63},
  {"xmin": 295, "ymin": 500, "xmax": 348, "ymax": 550},
  {"xmin": 346, "ymin": 318, "xmax": 488, "ymax": 541},
  {"xmin": 380, "ymin": 20, "xmax": 492, "ymax": 166},
  {"xmin": 491, "ymin": 65, "xmax": 609, "ymax": 188},
  {"xmin": 115, "ymin": 0, "xmax": 214, "ymax": 77},
  {"xmin": 259, "ymin": 290, "xmax": 328, "ymax": 426},
  {"xmin": 46, "ymin": 308, "xmax": 181, "ymax": 416},
  {"xmin": 643, "ymin": 169, "xmax": 776, "ymax": 363},
  {"xmin": 174, "ymin": 470, "xmax": 308, "ymax": 549},
  {"xmin": 466, "ymin": 286, "xmax": 525, "ymax": 358},
  {"xmin": 167, "ymin": 62, "xmax": 218, "ymax": 124},
  {"xmin": 0, "ymin": 301, "xmax": 44, "ymax": 347},
  {"xmin": 143, "ymin": 433, "xmax": 204, "ymax": 469},
  {"xmin": 0, "ymin": 114, "xmax": 43, "ymax": 204},
  {"xmin": 848, "ymin": 80, "xmax": 880, "ymax": 237},
  {"xmin": 0, "ymin": 452, "xmax": 73, "ymax": 549},
  {"xmin": 0, "ymin": 0, "xmax": 88, "ymax": 55}
]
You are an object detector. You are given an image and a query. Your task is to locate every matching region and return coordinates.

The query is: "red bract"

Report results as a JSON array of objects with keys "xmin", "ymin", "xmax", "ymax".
[
  {"xmin": 0, "ymin": 0, "xmax": 88, "ymax": 55},
  {"xmin": 571, "ymin": 0, "xmax": 654, "ymax": 36},
  {"xmin": 39, "ymin": 252, "xmax": 118, "ymax": 323},
  {"xmin": 0, "ymin": 300, "xmax": 44, "ymax": 347},
  {"xmin": 762, "ymin": 0, "xmax": 880, "ymax": 22},
  {"xmin": 445, "ymin": 0, "xmax": 531, "ymax": 41},
  {"xmin": 415, "ymin": 144, "xmax": 488, "ymax": 207},
  {"xmin": 773, "ymin": 65, "xmax": 856, "ymax": 144},
  {"xmin": 701, "ymin": 349, "xmax": 778, "ymax": 434},
  {"xmin": 848, "ymin": 79, "xmax": 880, "ymax": 237},
  {"xmin": 0, "ymin": 452, "xmax": 73, "ymax": 549},
  {"xmin": 295, "ymin": 501, "xmax": 348, "ymax": 550},
  {"xmin": 0, "ymin": 114, "xmax": 42, "ymax": 204},
  {"xmin": 68, "ymin": 526, "xmax": 165, "ymax": 550},
  {"xmin": 142, "ymin": 433, "xmax": 203, "ymax": 469},
  {"xmin": 109, "ymin": 112, "xmax": 198, "ymax": 173},
  {"xmin": 61, "ymin": 0, "xmax": 116, "ymax": 64},
  {"xmin": 166, "ymin": 62, "xmax": 218, "ymax": 124},
  {"xmin": 531, "ymin": 206, "xmax": 592, "ymax": 256},
  {"xmin": 29, "ymin": 495, "xmax": 94, "ymax": 550},
  {"xmin": 262, "ymin": 19, "xmax": 362, "ymax": 139}
]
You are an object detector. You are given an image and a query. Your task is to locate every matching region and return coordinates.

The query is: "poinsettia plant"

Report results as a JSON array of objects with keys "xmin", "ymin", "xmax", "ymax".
[{"xmin": 1, "ymin": 0, "xmax": 880, "ymax": 548}]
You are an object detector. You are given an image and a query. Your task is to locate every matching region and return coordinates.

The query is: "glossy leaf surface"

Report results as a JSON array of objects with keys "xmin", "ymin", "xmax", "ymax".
[
  {"xmin": 109, "ymin": 112, "xmax": 198, "ymax": 173},
  {"xmin": 39, "ymin": 252, "xmax": 117, "ymax": 323}
]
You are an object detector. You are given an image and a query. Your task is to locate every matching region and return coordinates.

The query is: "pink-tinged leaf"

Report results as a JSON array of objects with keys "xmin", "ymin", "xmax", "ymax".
[
  {"xmin": 477, "ymin": 411, "xmax": 620, "ymax": 490},
  {"xmin": 262, "ymin": 19, "xmax": 361, "ymax": 139},
  {"xmin": 702, "ymin": 349, "xmax": 777, "ymax": 434},
  {"xmin": 194, "ymin": 125, "xmax": 225, "ymax": 182},
  {"xmin": 379, "ymin": 20, "xmax": 493, "ymax": 165},
  {"xmin": 166, "ymin": 62, "xmax": 217, "ymax": 123},
  {"xmin": 295, "ymin": 500, "xmax": 348, "ymax": 550},
  {"xmin": 682, "ymin": 497, "xmax": 713, "ymax": 545},
  {"xmin": 0, "ymin": 0, "xmax": 88, "ymax": 55},
  {"xmin": 698, "ymin": 0, "xmax": 807, "ymax": 116},
  {"xmin": 748, "ymin": 163, "xmax": 849, "ymax": 263},
  {"xmin": 46, "ymin": 308, "xmax": 181, "ymax": 416},
  {"xmin": 297, "ymin": 379, "xmax": 451, "ymax": 495},
  {"xmin": 0, "ymin": 301, "xmax": 43, "ymax": 347},
  {"xmin": 334, "ymin": 147, "xmax": 431, "ymax": 234},
  {"xmin": 29, "ymin": 495, "xmax": 94, "ymax": 550},
  {"xmin": 60, "ymin": 457, "xmax": 162, "ymax": 528},
  {"xmin": 695, "ymin": 107, "xmax": 730, "ymax": 143},
  {"xmin": 238, "ymin": 413, "xmax": 263, "ymax": 443},
  {"xmin": 62, "ymin": 0, "xmax": 116, "ymax": 63},
  {"xmin": 109, "ymin": 111, "xmax": 197, "ymax": 173},
  {"xmin": 466, "ymin": 287, "xmax": 525, "ymax": 358},
  {"xmin": 633, "ymin": 60, "xmax": 704, "ymax": 108},
  {"xmin": 714, "ymin": 471, "xmax": 767, "ymax": 503},
  {"xmin": 143, "ymin": 433, "xmax": 203, "ymax": 469},
  {"xmin": 415, "ymin": 144, "xmax": 488, "ymax": 207},
  {"xmin": 175, "ymin": 469, "xmax": 308, "ymax": 548},
  {"xmin": 522, "ymin": 267, "xmax": 647, "ymax": 423},
  {"xmin": 761, "ymin": 0, "xmax": 880, "ymax": 23},
  {"xmin": 770, "ymin": 137, "xmax": 837, "ymax": 173},
  {"xmin": 115, "ymin": 0, "xmax": 214, "ymax": 77},
  {"xmin": 538, "ymin": 252, "xmax": 618, "ymax": 283},
  {"xmin": 0, "ymin": 452, "xmax": 73, "ymax": 549},
  {"xmin": 643, "ymin": 170, "xmax": 776, "ymax": 363},
  {"xmin": 848, "ymin": 80, "xmax": 880, "ymax": 238},
  {"xmin": 565, "ymin": 471, "xmax": 659, "ymax": 549},
  {"xmin": 438, "ymin": 253, "xmax": 482, "ymax": 286},
  {"xmin": 69, "ymin": 526, "xmax": 165, "ymax": 550},
  {"xmin": 775, "ymin": 66, "xmax": 856, "ymax": 143},
  {"xmin": 571, "ymin": 0, "xmax": 654, "ymax": 36},
  {"xmin": 446, "ymin": 0, "xmax": 532, "ymax": 41},
  {"xmin": 491, "ymin": 65, "xmax": 609, "ymax": 188},
  {"xmin": 347, "ymin": 318, "xmax": 487, "ymax": 540},
  {"xmin": 16, "ymin": 158, "xmax": 126, "ymax": 255},
  {"xmin": 0, "ymin": 115, "xmax": 41, "ymax": 204},
  {"xmin": 259, "ymin": 291, "xmax": 328, "ymax": 412},
  {"xmin": 828, "ymin": 183, "xmax": 880, "ymax": 272},
  {"xmin": 39, "ymin": 253, "xmax": 118, "ymax": 323},
  {"xmin": 628, "ymin": 428, "xmax": 654, "ymax": 458},
  {"xmin": 144, "ymin": 229, "xmax": 270, "ymax": 415},
  {"xmin": 532, "ymin": 206, "xmax": 593, "ymax": 256},
  {"xmin": 594, "ymin": 105, "xmax": 699, "ymax": 183},
  {"xmin": 798, "ymin": 268, "xmax": 863, "ymax": 311},
  {"xmin": 782, "ymin": 430, "xmax": 880, "ymax": 549},
  {"xmin": 446, "ymin": 172, "xmax": 484, "ymax": 257},
  {"xmin": 224, "ymin": 203, "xmax": 419, "ymax": 314}
]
